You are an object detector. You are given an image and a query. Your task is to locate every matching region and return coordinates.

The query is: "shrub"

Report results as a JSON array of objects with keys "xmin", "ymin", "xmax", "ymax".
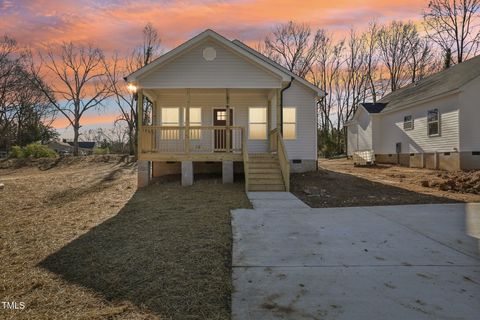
[
  {"xmin": 9, "ymin": 146, "xmax": 25, "ymax": 158},
  {"xmin": 93, "ymin": 147, "xmax": 109, "ymax": 155},
  {"xmin": 9, "ymin": 143, "xmax": 56, "ymax": 158}
]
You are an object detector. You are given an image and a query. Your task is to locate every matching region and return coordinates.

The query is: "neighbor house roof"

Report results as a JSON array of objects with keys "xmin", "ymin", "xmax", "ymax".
[
  {"xmin": 361, "ymin": 103, "xmax": 387, "ymax": 114},
  {"xmin": 125, "ymin": 29, "xmax": 324, "ymax": 96},
  {"xmin": 378, "ymin": 54, "xmax": 480, "ymax": 113},
  {"xmin": 67, "ymin": 142, "xmax": 95, "ymax": 149}
]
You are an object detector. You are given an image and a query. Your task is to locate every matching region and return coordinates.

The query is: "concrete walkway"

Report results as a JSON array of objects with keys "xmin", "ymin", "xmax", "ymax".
[
  {"xmin": 232, "ymin": 202, "xmax": 480, "ymax": 320},
  {"xmin": 246, "ymin": 192, "xmax": 310, "ymax": 209}
]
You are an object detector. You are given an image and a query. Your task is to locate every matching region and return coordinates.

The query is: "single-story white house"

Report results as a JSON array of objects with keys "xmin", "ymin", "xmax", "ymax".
[
  {"xmin": 125, "ymin": 29, "xmax": 325, "ymax": 190},
  {"xmin": 346, "ymin": 55, "xmax": 480, "ymax": 170}
]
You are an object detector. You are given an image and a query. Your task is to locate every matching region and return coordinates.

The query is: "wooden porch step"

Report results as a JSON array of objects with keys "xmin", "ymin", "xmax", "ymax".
[
  {"xmin": 248, "ymin": 162, "xmax": 280, "ymax": 169},
  {"xmin": 248, "ymin": 158, "xmax": 279, "ymax": 163},
  {"xmin": 250, "ymin": 178, "xmax": 284, "ymax": 185},
  {"xmin": 248, "ymin": 172, "xmax": 283, "ymax": 179},
  {"xmin": 245, "ymin": 152, "xmax": 287, "ymax": 192},
  {"xmin": 249, "ymin": 168, "xmax": 282, "ymax": 174},
  {"xmin": 248, "ymin": 184, "xmax": 286, "ymax": 191}
]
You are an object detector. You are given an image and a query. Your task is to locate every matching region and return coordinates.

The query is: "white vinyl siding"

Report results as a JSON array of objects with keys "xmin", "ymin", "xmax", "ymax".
[
  {"xmin": 138, "ymin": 40, "xmax": 282, "ymax": 89},
  {"xmin": 459, "ymin": 76, "xmax": 480, "ymax": 152},
  {"xmin": 376, "ymin": 93, "xmax": 460, "ymax": 154},
  {"xmin": 282, "ymin": 81, "xmax": 318, "ymax": 160}
]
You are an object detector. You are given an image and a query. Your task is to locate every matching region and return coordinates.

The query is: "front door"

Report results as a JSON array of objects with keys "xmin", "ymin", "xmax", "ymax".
[{"xmin": 213, "ymin": 109, "xmax": 233, "ymax": 151}]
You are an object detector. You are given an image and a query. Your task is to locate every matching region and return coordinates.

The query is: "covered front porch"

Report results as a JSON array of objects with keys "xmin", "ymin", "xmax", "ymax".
[{"xmin": 136, "ymin": 88, "xmax": 290, "ymax": 191}]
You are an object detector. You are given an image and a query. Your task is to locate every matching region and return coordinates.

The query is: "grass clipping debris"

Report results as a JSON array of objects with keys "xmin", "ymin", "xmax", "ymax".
[{"xmin": 0, "ymin": 158, "xmax": 250, "ymax": 319}]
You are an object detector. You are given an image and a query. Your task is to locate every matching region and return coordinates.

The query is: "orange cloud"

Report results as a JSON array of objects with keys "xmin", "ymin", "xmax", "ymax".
[
  {"xmin": 2, "ymin": 0, "xmax": 429, "ymax": 130},
  {"xmin": 52, "ymin": 113, "xmax": 120, "ymax": 129}
]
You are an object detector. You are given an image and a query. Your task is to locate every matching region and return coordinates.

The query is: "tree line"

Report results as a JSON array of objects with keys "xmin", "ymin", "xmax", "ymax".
[
  {"xmin": 0, "ymin": 0, "xmax": 479, "ymax": 157},
  {"xmin": 258, "ymin": 0, "xmax": 480, "ymax": 156}
]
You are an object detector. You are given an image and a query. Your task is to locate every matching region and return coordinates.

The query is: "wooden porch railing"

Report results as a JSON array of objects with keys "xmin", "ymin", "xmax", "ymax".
[
  {"xmin": 269, "ymin": 128, "xmax": 290, "ymax": 191},
  {"xmin": 140, "ymin": 125, "xmax": 244, "ymax": 154}
]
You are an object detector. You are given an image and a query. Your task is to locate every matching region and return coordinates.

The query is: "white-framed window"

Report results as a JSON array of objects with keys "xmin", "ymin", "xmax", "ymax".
[
  {"xmin": 283, "ymin": 107, "xmax": 296, "ymax": 139},
  {"xmin": 427, "ymin": 108, "xmax": 440, "ymax": 136},
  {"xmin": 403, "ymin": 115, "xmax": 414, "ymax": 131},
  {"xmin": 184, "ymin": 107, "xmax": 202, "ymax": 139},
  {"xmin": 161, "ymin": 107, "xmax": 179, "ymax": 139},
  {"xmin": 248, "ymin": 107, "xmax": 267, "ymax": 140}
]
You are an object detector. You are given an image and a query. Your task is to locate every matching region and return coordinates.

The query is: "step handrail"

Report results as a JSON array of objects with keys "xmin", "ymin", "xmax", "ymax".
[{"xmin": 276, "ymin": 131, "xmax": 290, "ymax": 191}]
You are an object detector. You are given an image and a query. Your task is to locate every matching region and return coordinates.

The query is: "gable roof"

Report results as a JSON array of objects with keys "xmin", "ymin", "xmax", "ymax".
[
  {"xmin": 125, "ymin": 29, "xmax": 323, "ymax": 95},
  {"xmin": 67, "ymin": 141, "xmax": 95, "ymax": 149},
  {"xmin": 126, "ymin": 29, "xmax": 290, "ymax": 84},
  {"xmin": 361, "ymin": 103, "xmax": 387, "ymax": 114},
  {"xmin": 231, "ymin": 39, "xmax": 325, "ymax": 96},
  {"xmin": 378, "ymin": 55, "xmax": 480, "ymax": 113}
]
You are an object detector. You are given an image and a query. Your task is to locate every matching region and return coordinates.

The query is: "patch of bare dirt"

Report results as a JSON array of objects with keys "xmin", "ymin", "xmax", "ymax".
[
  {"xmin": 0, "ymin": 158, "xmax": 250, "ymax": 319},
  {"xmin": 292, "ymin": 158, "xmax": 480, "ymax": 208},
  {"xmin": 421, "ymin": 171, "xmax": 480, "ymax": 194}
]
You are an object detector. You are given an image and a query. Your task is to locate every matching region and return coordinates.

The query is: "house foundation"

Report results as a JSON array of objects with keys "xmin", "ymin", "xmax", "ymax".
[
  {"xmin": 222, "ymin": 161, "xmax": 234, "ymax": 183},
  {"xmin": 181, "ymin": 161, "xmax": 194, "ymax": 186},
  {"xmin": 375, "ymin": 152, "xmax": 467, "ymax": 170}
]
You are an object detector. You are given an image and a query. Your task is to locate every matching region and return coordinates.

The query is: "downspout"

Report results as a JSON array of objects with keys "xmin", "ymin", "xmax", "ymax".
[{"xmin": 280, "ymin": 76, "xmax": 294, "ymax": 135}]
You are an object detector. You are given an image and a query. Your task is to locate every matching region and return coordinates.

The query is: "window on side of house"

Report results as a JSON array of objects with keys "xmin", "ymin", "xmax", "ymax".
[
  {"xmin": 427, "ymin": 108, "xmax": 440, "ymax": 136},
  {"xmin": 183, "ymin": 107, "xmax": 202, "ymax": 139},
  {"xmin": 248, "ymin": 107, "xmax": 267, "ymax": 140},
  {"xmin": 403, "ymin": 115, "xmax": 414, "ymax": 130},
  {"xmin": 283, "ymin": 107, "xmax": 296, "ymax": 140},
  {"xmin": 161, "ymin": 107, "xmax": 180, "ymax": 139}
]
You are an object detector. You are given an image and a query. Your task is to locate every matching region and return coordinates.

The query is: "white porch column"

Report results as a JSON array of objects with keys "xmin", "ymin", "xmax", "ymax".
[
  {"xmin": 226, "ymin": 88, "xmax": 231, "ymax": 152},
  {"xmin": 185, "ymin": 89, "xmax": 190, "ymax": 153}
]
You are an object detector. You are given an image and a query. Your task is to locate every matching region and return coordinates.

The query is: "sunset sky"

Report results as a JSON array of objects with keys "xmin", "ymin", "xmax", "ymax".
[{"xmin": 0, "ymin": 0, "xmax": 429, "ymax": 138}]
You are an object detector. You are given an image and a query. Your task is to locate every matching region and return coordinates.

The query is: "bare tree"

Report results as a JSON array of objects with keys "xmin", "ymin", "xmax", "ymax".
[
  {"xmin": 423, "ymin": 0, "xmax": 480, "ymax": 64},
  {"xmin": 0, "ymin": 36, "xmax": 57, "ymax": 150},
  {"xmin": 105, "ymin": 23, "xmax": 162, "ymax": 156},
  {"xmin": 407, "ymin": 34, "xmax": 439, "ymax": 83},
  {"xmin": 128, "ymin": 23, "xmax": 162, "ymax": 71},
  {"xmin": 312, "ymin": 31, "xmax": 343, "ymax": 135},
  {"xmin": 378, "ymin": 21, "xmax": 418, "ymax": 92},
  {"xmin": 30, "ymin": 43, "xmax": 110, "ymax": 155},
  {"xmin": 263, "ymin": 21, "xmax": 323, "ymax": 78},
  {"xmin": 105, "ymin": 53, "xmax": 137, "ymax": 154}
]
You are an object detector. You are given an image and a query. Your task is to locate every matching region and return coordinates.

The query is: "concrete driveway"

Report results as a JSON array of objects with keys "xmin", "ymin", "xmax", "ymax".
[{"xmin": 232, "ymin": 194, "xmax": 480, "ymax": 320}]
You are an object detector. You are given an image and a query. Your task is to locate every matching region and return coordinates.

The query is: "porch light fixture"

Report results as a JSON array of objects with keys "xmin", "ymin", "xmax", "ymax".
[
  {"xmin": 127, "ymin": 83, "xmax": 137, "ymax": 94},
  {"xmin": 127, "ymin": 83, "xmax": 138, "ymax": 100}
]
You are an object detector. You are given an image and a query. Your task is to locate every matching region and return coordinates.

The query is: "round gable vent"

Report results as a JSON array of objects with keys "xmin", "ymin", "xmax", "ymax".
[{"xmin": 203, "ymin": 46, "xmax": 216, "ymax": 61}]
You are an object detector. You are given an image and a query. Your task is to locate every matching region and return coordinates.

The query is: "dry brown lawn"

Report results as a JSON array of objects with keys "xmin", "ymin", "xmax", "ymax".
[
  {"xmin": 0, "ymin": 157, "xmax": 250, "ymax": 319},
  {"xmin": 292, "ymin": 158, "xmax": 480, "ymax": 208}
]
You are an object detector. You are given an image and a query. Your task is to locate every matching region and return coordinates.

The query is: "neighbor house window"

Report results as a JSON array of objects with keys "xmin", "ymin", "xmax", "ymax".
[
  {"xmin": 248, "ymin": 107, "xmax": 267, "ymax": 140},
  {"xmin": 427, "ymin": 108, "xmax": 440, "ymax": 136},
  {"xmin": 161, "ymin": 107, "xmax": 179, "ymax": 139},
  {"xmin": 283, "ymin": 107, "xmax": 296, "ymax": 139},
  {"xmin": 184, "ymin": 107, "xmax": 202, "ymax": 139},
  {"xmin": 403, "ymin": 115, "xmax": 414, "ymax": 131}
]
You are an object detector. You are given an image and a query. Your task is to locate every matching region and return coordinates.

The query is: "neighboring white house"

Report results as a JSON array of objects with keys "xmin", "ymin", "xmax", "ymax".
[
  {"xmin": 346, "ymin": 55, "xmax": 480, "ymax": 170},
  {"xmin": 125, "ymin": 29, "xmax": 325, "ymax": 190}
]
